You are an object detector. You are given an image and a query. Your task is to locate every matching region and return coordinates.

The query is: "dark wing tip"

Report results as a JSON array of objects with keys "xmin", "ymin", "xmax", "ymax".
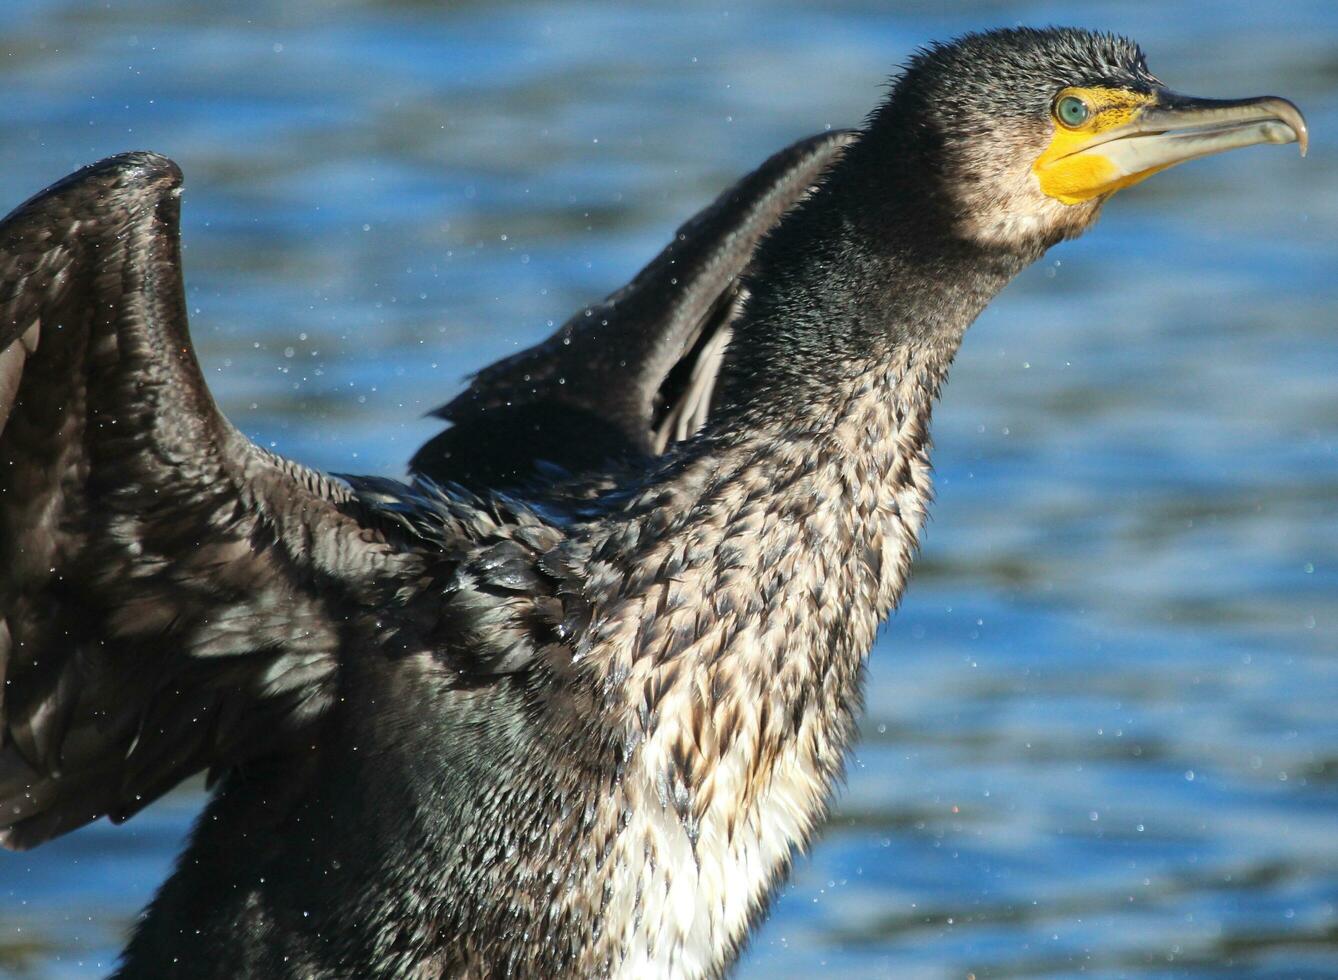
[
  {"xmin": 1, "ymin": 151, "xmax": 187, "ymax": 351},
  {"xmin": 62, "ymin": 150, "xmax": 182, "ymax": 195},
  {"xmin": 3, "ymin": 151, "xmax": 184, "ymax": 232}
]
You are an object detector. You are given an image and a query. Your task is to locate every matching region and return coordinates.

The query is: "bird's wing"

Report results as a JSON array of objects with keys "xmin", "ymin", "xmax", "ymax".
[
  {"xmin": 0, "ymin": 153, "xmax": 417, "ymax": 849},
  {"xmin": 410, "ymin": 129, "xmax": 857, "ymax": 491}
]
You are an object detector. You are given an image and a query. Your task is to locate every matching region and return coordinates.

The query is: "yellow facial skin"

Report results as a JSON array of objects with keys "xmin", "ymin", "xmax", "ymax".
[{"xmin": 1033, "ymin": 87, "xmax": 1161, "ymax": 205}]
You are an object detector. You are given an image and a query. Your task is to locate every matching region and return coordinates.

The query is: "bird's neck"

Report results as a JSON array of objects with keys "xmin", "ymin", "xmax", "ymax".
[
  {"xmin": 610, "ymin": 147, "xmax": 1033, "ymax": 603},
  {"xmin": 587, "ymin": 144, "xmax": 1035, "ymax": 703},
  {"xmin": 712, "ymin": 132, "xmax": 1033, "ymax": 426}
]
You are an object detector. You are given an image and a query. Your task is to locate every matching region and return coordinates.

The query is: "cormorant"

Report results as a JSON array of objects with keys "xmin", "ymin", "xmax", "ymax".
[{"xmin": 0, "ymin": 27, "xmax": 1307, "ymax": 979}]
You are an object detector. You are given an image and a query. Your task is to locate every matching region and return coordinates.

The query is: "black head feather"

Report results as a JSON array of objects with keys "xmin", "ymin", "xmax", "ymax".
[{"xmin": 886, "ymin": 27, "xmax": 1158, "ymax": 123}]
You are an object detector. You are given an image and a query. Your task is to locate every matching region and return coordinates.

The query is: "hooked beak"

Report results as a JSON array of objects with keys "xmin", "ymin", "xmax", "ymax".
[{"xmin": 1037, "ymin": 93, "xmax": 1308, "ymax": 205}]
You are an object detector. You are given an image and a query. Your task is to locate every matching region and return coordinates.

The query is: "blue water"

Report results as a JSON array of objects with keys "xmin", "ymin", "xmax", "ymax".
[{"xmin": 0, "ymin": 1, "xmax": 1335, "ymax": 977}]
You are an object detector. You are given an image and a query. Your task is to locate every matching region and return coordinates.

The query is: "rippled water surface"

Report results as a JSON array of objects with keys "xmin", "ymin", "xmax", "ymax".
[{"xmin": 0, "ymin": 1, "xmax": 1335, "ymax": 977}]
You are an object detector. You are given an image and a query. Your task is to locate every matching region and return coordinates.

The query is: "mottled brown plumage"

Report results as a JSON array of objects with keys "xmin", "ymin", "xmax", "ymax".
[{"xmin": 0, "ymin": 26, "xmax": 1305, "ymax": 980}]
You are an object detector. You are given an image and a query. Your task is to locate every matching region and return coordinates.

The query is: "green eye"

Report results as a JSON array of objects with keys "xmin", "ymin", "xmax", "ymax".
[{"xmin": 1055, "ymin": 95, "xmax": 1090, "ymax": 127}]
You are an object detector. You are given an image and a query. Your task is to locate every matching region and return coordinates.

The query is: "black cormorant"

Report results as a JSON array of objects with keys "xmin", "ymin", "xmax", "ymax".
[{"xmin": 0, "ymin": 27, "xmax": 1307, "ymax": 979}]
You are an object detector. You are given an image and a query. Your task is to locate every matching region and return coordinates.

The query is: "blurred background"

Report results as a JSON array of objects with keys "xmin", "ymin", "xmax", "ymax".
[{"xmin": 0, "ymin": 1, "xmax": 1334, "ymax": 977}]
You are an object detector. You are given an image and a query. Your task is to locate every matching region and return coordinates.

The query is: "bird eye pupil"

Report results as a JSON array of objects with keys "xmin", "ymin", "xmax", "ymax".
[{"xmin": 1057, "ymin": 96, "xmax": 1090, "ymax": 126}]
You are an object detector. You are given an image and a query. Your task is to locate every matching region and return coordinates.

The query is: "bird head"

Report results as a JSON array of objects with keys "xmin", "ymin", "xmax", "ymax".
[{"xmin": 867, "ymin": 27, "xmax": 1308, "ymax": 252}]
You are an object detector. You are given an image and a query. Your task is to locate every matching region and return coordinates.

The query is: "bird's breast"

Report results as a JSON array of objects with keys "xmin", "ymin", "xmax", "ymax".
[{"xmin": 579, "ymin": 358, "xmax": 941, "ymax": 976}]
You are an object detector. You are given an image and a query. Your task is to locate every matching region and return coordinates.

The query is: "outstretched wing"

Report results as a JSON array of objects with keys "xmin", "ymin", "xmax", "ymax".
[
  {"xmin": 410, "ymin": 129, "xmax": 856, "ymax": 492},
  {"xmin": 0, "ymin": 153, "xmax": 415, "ymax": 849}
]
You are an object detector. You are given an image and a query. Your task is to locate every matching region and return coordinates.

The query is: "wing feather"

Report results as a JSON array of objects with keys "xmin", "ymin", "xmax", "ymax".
[
  {"xmin": 0, "ymin": 152, "xmax": 415, "ymax": 848},
  {"xmin": 410, "ymin": 130, "xmax": 857, "ymax": 491}
]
